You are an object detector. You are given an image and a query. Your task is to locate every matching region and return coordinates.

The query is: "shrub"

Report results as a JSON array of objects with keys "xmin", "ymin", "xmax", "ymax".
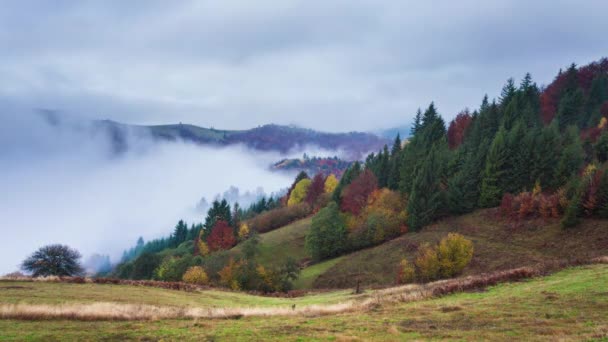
[
  {"xmin": 182, "ymin": 266, "xmax": 209, "ymax": 285},
  {"xmin": 396, "ymin": 259, "xmax": 415, "ymax": 284},
  {"xmin": 218, "ymin": 258, "xmax": 242, "ymax": 290},
  {"xmin": 246, "ymin": 202, "xmax": 311, "ymax": 233},
  {"xmin": 154, "ymin": 255, "xmax": 194, "ymax": 282},
  {"xmin": 412, "ymin": 234, "xmax": 474, "ymax": 282},
  {"xmin": 436, "ymin": 233, "xmax": 474, "ymax": 278},
  {"xmin": 238, "ymin": 223, "xmax": 250, "ymax": 240},
  {"xmin": 414, "ymin": 243, "xmax": 441, "ymax": 282}
]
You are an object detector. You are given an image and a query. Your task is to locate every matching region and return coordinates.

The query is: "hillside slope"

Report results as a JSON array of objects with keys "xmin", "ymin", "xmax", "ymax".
[
  {"xmin": 239, "ymin": 209, "xmax": 607, "ymax": 290},
  {"xmin": 310, "ymin": 209, "xmax": 608, "ymax": 288}
]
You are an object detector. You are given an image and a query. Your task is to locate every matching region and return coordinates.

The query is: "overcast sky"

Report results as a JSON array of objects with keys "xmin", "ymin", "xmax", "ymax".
[{"xmin": 1, "ymin": 1, "xmax": 607, "ymax": 132}]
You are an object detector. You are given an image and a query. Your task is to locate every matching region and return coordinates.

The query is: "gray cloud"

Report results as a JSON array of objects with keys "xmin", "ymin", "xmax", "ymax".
[{"xmin": 0, "ymin": 1, "xmax": 606, "ymax": 131}]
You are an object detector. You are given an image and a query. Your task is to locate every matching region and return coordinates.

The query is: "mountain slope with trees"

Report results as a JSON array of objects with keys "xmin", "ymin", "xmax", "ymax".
[{"xmin": 109, "ymin": 58, "xmax": 608, "ymax": 294}]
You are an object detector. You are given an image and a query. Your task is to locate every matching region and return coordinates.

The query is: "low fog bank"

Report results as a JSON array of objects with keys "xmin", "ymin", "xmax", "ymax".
[{"xmin": 0, "ymin": 110, "xmax": 305, "ymax": 274}]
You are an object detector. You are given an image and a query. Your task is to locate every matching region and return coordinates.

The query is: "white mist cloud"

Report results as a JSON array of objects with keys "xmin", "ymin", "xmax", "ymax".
[{"xmin": 0, "ymin": 112, "xmax": 295, "ymax": 274}]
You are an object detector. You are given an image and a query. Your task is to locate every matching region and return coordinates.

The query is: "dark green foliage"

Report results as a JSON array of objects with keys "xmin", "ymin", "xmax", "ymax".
[
  {"xmin": 332, "ymin": 161, "xmax": 361, "ymax": 202},
  {"xmin": 203, "ymin": 199, "xmax": 232, "ymax": 239},
  {"xmin": 598, "ymin": 170, "xmax": 608, "ymax": 218},
  {"xmin": 479, "ymin": 128, "xmax": 509, "ymax": 207},
  {"xmin": 171, "ymin": 220, "xmax": 188, "ymax": 248},
  {"xmin": 561, "ymin": 179, "xmax": 584, "ymax": 229},
  {"xmin": 595, "ymin": 131, "xmax": 608, "ymax": 163},
  {"xmin": 387, "ymin": 134, "xmax": 402, "ymax": 190},
  {"xmin": 407, "ymin": 144, "xmax": 447, "ymax": 231},
  {"xmin": 130, "ymin": 252, "xmax": 162, "ymax": 280},
  {"xmin": 531, "ymin": 123, "xmax": 561, "ymax": 189},
  {"xmin": 21, "ymin": 244, "xmax": 84, "ymax": 277},
  {"xmin": 306, "ymin": 202, "xmax": 348, "ymax": 261},
  {"xmin": 555, "ymin": 126, "xmax": 585, "ymax": 187},
  {"xmin": 558, "ymin": 88, "xmax": 585, "ymax": 130}
]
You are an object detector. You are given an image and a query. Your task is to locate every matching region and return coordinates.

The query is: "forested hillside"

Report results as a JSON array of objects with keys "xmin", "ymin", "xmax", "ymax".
[{"xmin": 113, "ymin": 58, "xmax": 608, "ymax": 292}]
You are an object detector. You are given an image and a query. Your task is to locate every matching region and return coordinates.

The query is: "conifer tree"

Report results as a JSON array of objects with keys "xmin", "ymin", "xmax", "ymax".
[
  {"xmin": 555, "ymin": 126, "xmax": 584, "ymax": 187},
  {"xmin": 407, "ymin": 145, "xmax": 447, "ymax": 231},
  {"xmin": 479, "ymin": 127, "xmax": 509, "ymax": 207},
  {"xmin": 387, "ymin": 134, "xmax": 402, "ymax": 190}
]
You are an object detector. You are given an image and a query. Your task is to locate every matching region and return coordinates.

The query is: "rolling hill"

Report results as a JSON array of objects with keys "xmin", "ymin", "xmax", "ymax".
[
  {"xmin": 227, "ymin": 208, "xmax": 608, "ymax": 290},
  {"xmin": 93, "ymin": 120, "xmax": 389, "ymax": 159}
]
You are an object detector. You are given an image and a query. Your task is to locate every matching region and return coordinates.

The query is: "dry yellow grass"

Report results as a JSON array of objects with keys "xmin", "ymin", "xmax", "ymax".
[
  {"xmin": 2, "ymin": 257, "xmax": 604, "ymax": 322},
  {"xmin": 0, "ymin": 301, "xmax": 361, "ymax": 321}
]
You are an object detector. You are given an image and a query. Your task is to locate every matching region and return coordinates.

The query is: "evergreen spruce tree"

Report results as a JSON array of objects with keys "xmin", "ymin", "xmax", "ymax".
[
  {"xmin": 406, "ymin": 145, "xmax": 447, "ymax": 231},
  {"xmin": 555, "ymin": 126, "xmax": 584, "ymax": 187},
  {"xmin": 387, "ymin": 134, "xmax": 402, "ymax": 190},
  {"xmin": 479, "ymin": 127, "xmax": 509, "ymax": 207},
  {"xmin": 410, "ymin": 109, "xmax": 422, "ymax": 136},
  {"xmin": 499, "ymin": 78, "xmax": 517, "ymax": 107},
  {"xmin": 531, "ymin": 122, "xmax": 561, "ymax": 189},
  {"xmin": 377, "ymin": 145, "xmax": 390, "ymax": 188}
]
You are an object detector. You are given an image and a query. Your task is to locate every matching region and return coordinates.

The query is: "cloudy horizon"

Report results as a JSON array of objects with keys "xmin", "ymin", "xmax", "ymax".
[{"xmin": 1, "ymin": 1, "xmax": 606, "ymax": 132}]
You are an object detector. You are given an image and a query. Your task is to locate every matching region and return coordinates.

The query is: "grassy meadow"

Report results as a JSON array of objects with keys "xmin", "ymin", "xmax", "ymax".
[{"xmin": 0, "ymin": 264, "xmax": 606, "ymax": 341}]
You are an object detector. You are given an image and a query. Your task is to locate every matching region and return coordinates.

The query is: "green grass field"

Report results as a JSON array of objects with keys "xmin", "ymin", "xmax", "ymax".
[{"xmin": 0, "ymin": 264, "xmax": 606, "ymax": 341}]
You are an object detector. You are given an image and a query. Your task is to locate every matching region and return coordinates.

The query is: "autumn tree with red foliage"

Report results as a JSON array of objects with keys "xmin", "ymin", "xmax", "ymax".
[
  {"xmin": 447, "ymin": 110, "xmax": 472, "ymax": 149},
  {"xmin": 340, "ymin": 170, "xmax": 378, "ymax": 215},
  {"xmin": 206, "ymin": 220, "xmax": 236, "ymax": 252},
  {"xmin": 305, "ymin": 173, "xmax": 326, "ymax": 207},
  {"xmin": 540, "ymin": 59, "xmax": 608, "ymax": 124}
]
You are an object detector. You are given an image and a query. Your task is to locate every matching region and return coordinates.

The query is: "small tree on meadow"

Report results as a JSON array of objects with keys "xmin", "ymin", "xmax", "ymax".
[{"xmin": 21, "ymin": 244, "xmax": 84, "ymax": 277}]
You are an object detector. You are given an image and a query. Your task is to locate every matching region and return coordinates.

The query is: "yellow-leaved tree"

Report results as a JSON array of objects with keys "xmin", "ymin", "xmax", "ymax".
[
  {"xmin": 238, "ymin": 223, "xmax": 250, "ymax": 239},
  {"xmin": 324, "ymin": 174, "xmax": 338, "ymax": 194},
  {"xmin": 288, "ymin": 178, "xmax": 311, "ymax": 206},
  {"xmin": 182, "ymin": 266, "xmax": 209, "ymax": 285}
]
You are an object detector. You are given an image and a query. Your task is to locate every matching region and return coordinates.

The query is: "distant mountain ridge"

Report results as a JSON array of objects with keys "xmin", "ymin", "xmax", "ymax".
[{"xmin": 91, "ymin": 120, "xmax": 389, "ymax": 160}]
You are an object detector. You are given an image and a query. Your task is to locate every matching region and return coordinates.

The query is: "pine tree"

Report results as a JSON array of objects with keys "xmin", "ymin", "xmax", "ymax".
[
  {"xmin": 387, "ymin": 134, "xmax": 402, "ymax": 190},
  {"xmin": 555, "ymin": 126, "xmax": 584, "ymax": 187},
  {"xmin": 479, "ymin": 127, "xmax": 509, "ymax": 207},
  {"xmin": 499, "ymin": 78, "xmax": 517, "ymax": 107},
  {"xmin": 410, "ymin": 109, "xmax": 422, "ymax": 136},
  {"xmin": 377, "ymin": 145, "xmax": 390, "ymax": 188},
  {"xmin": 531, "ymin": 122, "xmax": 560, "ymax": 189},
  {"xmin": 406, "ymin": 145, "xmax": 447, "ymax": 231}
]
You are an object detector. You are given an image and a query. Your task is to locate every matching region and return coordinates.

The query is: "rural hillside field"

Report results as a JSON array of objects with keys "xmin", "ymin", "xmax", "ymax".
[
  {"xmin": 4, "ymin": 2, "xmax": 608, "ymax": 341},
  {"xmin": 1, "ymin": 264, "xmax": 607, "ymax": 341}
]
